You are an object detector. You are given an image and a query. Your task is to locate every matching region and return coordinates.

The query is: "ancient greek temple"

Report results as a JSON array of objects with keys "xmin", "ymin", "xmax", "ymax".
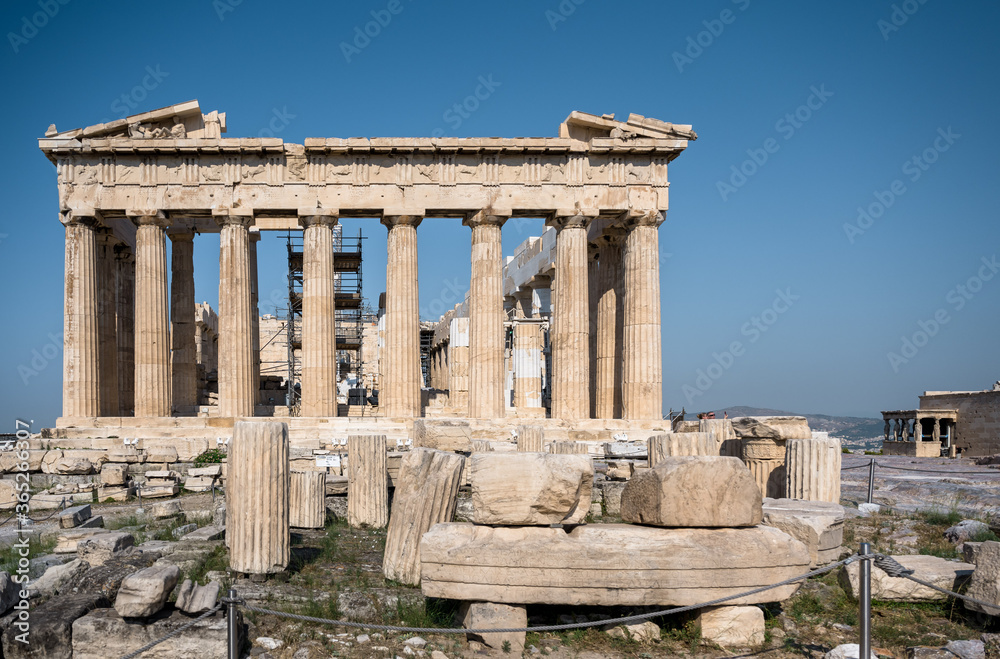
[{"xmin": 39, "ymin": 101, "xmax": 694, "ymax": 436}]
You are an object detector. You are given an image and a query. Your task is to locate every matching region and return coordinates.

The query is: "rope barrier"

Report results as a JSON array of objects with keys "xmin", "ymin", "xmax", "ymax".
[{"xmin": 118, "ymin": 603, "xmax": 223, "ymax": 659}]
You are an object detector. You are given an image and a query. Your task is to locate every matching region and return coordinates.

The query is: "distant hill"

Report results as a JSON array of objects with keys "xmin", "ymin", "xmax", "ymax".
[{"xmin": 712, "ymin": 406, "xmax": 884, "ymax": 447}]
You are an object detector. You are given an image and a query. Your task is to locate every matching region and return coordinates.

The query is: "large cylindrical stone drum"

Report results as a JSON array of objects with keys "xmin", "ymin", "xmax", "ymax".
[
  {"xmin": 741, "ymin": 437, "xmax": 787, "ymax": 499},
  {"xmin": 648, "ymin": 432, "xmax": 712, "ymax": 467},
  {"xmin": 290, "ymin": 470, "xmax": 326, "ymax": 529},
  {"xmin": 700, "ymin": 419, "xmax": 738, "ymax": 457},
  {"xmin": 347, "ymin": 434, "xmax": 388, "ymax": 528},
  {"xmin": 785, "ymin": 437, "xmax": 842, "ymax": 503},
  {"xmin": 549, "ymin": 441, "xmax": 589, "ymax": 455},
  {"xmin": 517, "ymin": 425, "xmax": 544, "ymax": 453},
  {"xmin": 228, "ymin": 421, "xmax": 289, "ymax": 574}
]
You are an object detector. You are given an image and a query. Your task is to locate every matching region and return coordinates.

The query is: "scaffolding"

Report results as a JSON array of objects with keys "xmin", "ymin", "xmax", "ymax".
[{"xmin": 284, "ymin": 228, "xmax": 365, "ymax": 413}]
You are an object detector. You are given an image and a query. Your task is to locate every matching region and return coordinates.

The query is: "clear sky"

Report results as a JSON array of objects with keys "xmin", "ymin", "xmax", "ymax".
[{"xmin": 1, "ymin": 0, "xmax": 997, "ymax": 429}]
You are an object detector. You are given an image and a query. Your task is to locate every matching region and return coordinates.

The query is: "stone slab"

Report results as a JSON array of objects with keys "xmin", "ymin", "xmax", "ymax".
[
  {"xmin": 470, "ymin": 452, "xmax": 593, "ymax": 526},
  {"xmin": 731, "ymin": 416, "xmax": 811, "ymax": 440},
  {"xmin": 115, "ymin": 564, "xmax": 180, "ymax": 617},
  {"xmin": 72, "ymin": 607, "xmax": 228, "ymax": 659},
  {"xmin": 840, "ymin": 554, "xmax": 973, "ymax": 602},
  {"xmin": 697, "ymin": 605, "xmax": 765, "ymax": 647},
  {"xmin": 762, "ymin": 498, "xmax": 845, "ymax": 566},
  {"xmin": 58, "ymin": 504, "xmax": 93, "ymax": 528}
]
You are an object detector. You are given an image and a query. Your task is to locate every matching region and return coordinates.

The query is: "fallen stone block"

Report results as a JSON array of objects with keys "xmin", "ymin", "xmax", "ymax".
[
  {"xmin": 548, "ymin": 441, "xmax": 589, "ymax": 455},
  {"xmin": 175, "ymin": 578, "xmax": 221, "ymax": 613},
  {"xmin": 840, "ymin": 554, "xmax": 973, "ymax": 602},
  {"xmin": 420, "ymin": 523, "xmax": 809, "ymax": 606},
  {"xmin": 183, "ymin": 476, "xmax": 216, "ymax": 492},
  {"xmin": 58, "ymin": 504, "xmax": 93, "ymax": 529},
  {"xmin": 946, "ymin": 520, "xmax": 990, "ymax": 544},
  {"xmin": 78, "ymin": 515, "xmax": 105, "ymax": 529},
  {"xmin": 145, "ymin": 446, "xmax": 179, "ymax": 464},
  {"xmin": 0, "ymin": 572, "xmax": 19, "ymax": 616},
  {"xmin": 964, "ymin": 542, "xmax": 983, "ymax": 565},
  {"xmin": 27, "ymin": 558, "xmax": 87, "ymax": 598},
  {"xmin": 149, "ymin": 500, "xmax": 182, "ymax": 518},
  {"xmin": 98, "ymin": 485, "xmax": 132, "ymax": 502},
  {"xmin": 107, "ymin": 447, "xmax": 142, "ymax": 463},
  {"xmin": 141, "ymin": 483, "xmax": 180, "ymax": 498},
  {"xmin": 30, "ymin": 492, "xmax": 92, "ymax": 510},
  {"xmin": 605, "ymin": 460, "xmax": 635, "ymax": 481},
  {"xmin": 731, "ymin": 416, "xmax": 812, "ymax": 440},
  {"xmin": 605, "ymin": 620, "xmax": 660, "ymax": 643},
  {"xmin": 3, "ymin": 592, "xmax": 107, "ymax": 659},
  {"xmin": 762, "ymin": 498, "xmax": 845, "ymax": 566},
  {"xmin": 326, "ymin": 475, "xmax": 348, "ymax": 496},
  {"xmin": 0, "ymin": 449, "xmax": 46, "ymax": 473},
  {"xmin": 0, "ymin": 480, "xmax": 17, "ymax": 510},
  {"xmin": 101, "ymin": 463, "xmax": 129, "ymax": 486},
  {"xmin": 413, "ymin": 419, "xmax": 472, "ymax": 452},
  {"xmin": 55, "ymin": 528, "xmax": 112, "ymax": 553},
  {"xmin": 823, "ymin": 644, "xmax": 878, "ymax": 659},
  {"xmin": 145, "ymin": 470, "xmax": 181, "ymax": 480},
  {"xmin": 188, "ymin": 465, "xmax": 222, "ymax": 477},
  {"xmin": 621, "ymin": 456, "xmax": 762, "ymax": 528},
  {"xmin": 115, "ymin": 564, "xmax": 180, "ymax": 618},
  {"xmin": 647, "ymin": 432, "xmax": 713, "ymax": 467},
  {"xmin": 179, "ymin": 525, "xmax": 225, "ymax": 542},
  {"xmin": 965, "ymin": 541, "xmax": 1000, "ymax": 616},
  {"xmin": 602, "ymin": 481, "xmax": 626, "ymax": 517},
  {"xmin": 471, "ymin": 452, "xmax": 593, "ymax": 526},
  {"xmin": 72, "ymin": 606, "xmax": 229, "ymax": 659},
  {"xmin": 458, "ymin": 601, "xmax": 526, "ymax": 653},
  {"xmin": 172, "ymin": 524, "xmax": 197, "ymax": 539},
  {"xmin": 697, "ymin": 605, "xmax": 764, "ymax": 647},
  {"xmin": 78, "ymin": 532, "xmax": 135, "ymax": 567}
]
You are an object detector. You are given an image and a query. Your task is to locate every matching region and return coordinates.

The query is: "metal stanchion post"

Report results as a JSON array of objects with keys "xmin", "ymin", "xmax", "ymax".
[
  {"xmin": 867, "ymin": 459, "xmax": 876, "ymax": 504},
  {"xmin": 859, "ymin": 542, "xmax": 871, "ymax": 659},
  {"xmin": 225, "ymin": 587, "xmax": 239, "ymax": 659}
]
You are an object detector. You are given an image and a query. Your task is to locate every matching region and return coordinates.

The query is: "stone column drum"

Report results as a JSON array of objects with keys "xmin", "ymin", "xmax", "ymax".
[
  {"xmin": 170, "ymin": 231, "xmax": 197, "ymax": 412},
  {"xmin": 700, "ymin": 418, "xmax": 739, "ymax": 457},
  {"xmin": 448, "ymin": 317, "xmax": 470, "ymax": 410},
  {"xmin": 647, "ymin": 432, "xmax": 712, "ymax": 467},
  {"xmin": 466, "ymin": 212, "xmax": 507, "ymax": 419},
  {"xmin": 249, "ymin": 231, "xmax": 261, "ymax": 406},
  {"xmin": 595, "ymin": 231, "xmax": 624, "ymax": 419},
  {"xmin": 785, "ymin": 437, "xmax": 842, "ymax": 503},
  {"xmin": 62, "ymin": 215, "xmax": 100, "ymax": 418},
  {"xmin": 381, "ymin": 216, "xmax": 422, "ymax": 417},
  {"xmin": 742, "ymin": 438, "xmax": 787, "ymax": 499},
  {"xmin": 513, "ymin": 323, "xmax": 543, "ymax": 410},
  {"xmin": 133, "ymin": 214, "xmax": 172, "ymax": 418},
  {"xmin": 289, "ymin": 470, "xmax": 326, "ymax": 529},
  {"xmin": 549, "ymin": 441, "xmax": 589, "ymax": 455},
  {"xmin": 347, "ymin": 434, "xmax": 389, "ymax": 528},
  {"xmin": 622, "ymin": 212, "xmax": 663, "ymax": 420},
  {"xmin": 300, "ymin": 214, "xmax": 338, "ymax": 417},
  {"xmin": 549, "ymin": 215, "xmax": 591, "ymax": 420},
  {"xmin": 217, "ymin": 212, "xmax": 256, "ymax": 418},
  {"xmin": 588, "ymin": 247, "xmax": 600, "ymax": 418},
  {"xmin": 517, "ymin": 425, "xmax": 544, "ymax": 452},
  {"xmin": 96, "ymin": 229, "xmax": 119, "ymax": 417},
  {"xmin": 114, "ymin": 245, "xmax": 135, "ymax": 416},
  {"xmin": 228, "ymin": 421, "xmax": 289, "ymax": 574}
]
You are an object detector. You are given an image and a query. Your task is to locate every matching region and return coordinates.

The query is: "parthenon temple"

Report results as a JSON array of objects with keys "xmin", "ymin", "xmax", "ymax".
[{"xmin": 39, "ymin": 100, "xmax": 695, "ymax": 443}]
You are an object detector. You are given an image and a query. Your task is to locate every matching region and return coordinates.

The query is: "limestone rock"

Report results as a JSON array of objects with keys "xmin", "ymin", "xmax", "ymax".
[
  {"xmin": 72, "ymin": 606, "xmax": 229, "ymax": 659},
  {"xmin": 141, "ymin": 483, "xmax": 179, "ymax": 498},
  {"xmin": 548, "ymin": 441, "xmax": 589, "ymax": 455},
  {"xmin": 149, "ymin": 500, "xmax": 182, "ymax": 518},
  {"xmin": 0, "ymin": 572, "xmax": 20, "ymax": 615},
  {"xmin": 762, "ymin": 498, "xmax": 844, "ymax": 566},
  {"xmin": 114, "ymin": 564, "xmax": 180, "ymax": 617},
  {"xmin": 0, "ymin": 449, "xmax": 46, "ymax": 473},
  {"xmin": 51, "ymin": 457, "xmax": 95, "ymax": 475},
  {"xmin": 620, "ymin": 457, "xmax": 762, "ymax": 528},
  {"xmin": 77, "ymin": 531, "xmax": 135, "ymax": 567},
  {"xmin": 647, "ymin": 432, "xmax": 712, "ymax": 467},
  {"xmin": 27, "ymin": 558, "xmax": 87, "ymax": 598},
  {"xmin": 347, "ymin": 434, "xmax": 388, "ymax": 528},
  {"xmin": 101, "ymin": 463, "xmax": 128, "ymax": 485},
  {"xmin": 3, "ymin": 592, "xmax": 107, "ymax": 659},
  {"xmin": 290, "ymin": 470, "xmax": 326, "ymax": 529},
  {"xmin": 458, "ymin": 601, "xmax": 527, "ymax": 654},
  {"xmin": 175, "ymin": 578, "xmax": 220, "ymax": 613},
  {"xmin": 946, "ymin": 520, "xmax": 990, "ymax": 544},
  {"xmin": 0, "ymin": 480, "xmax": 16, "ymax": 510},
  {"xmin": 606, "ymin": 461, "xmax": 635, "ymax": 481},
  {"xmin": 965, "ymin": 541, "xmax": 1000, "ymax": 615},
  {"xmin": 413, "ymin": 419, "xmax": 472, "ymax": 452},
  {"xmin": 188, "ymin": 464, "xmax": 222, "ymax": 477},
  {"xmin": 601, "ymin": 480, "xmax": 626, "ymax": 517},
  {"xmin": 731, "ymin": 416, "xmax": 811, "ymax": 440},
  {"xmin": 55, "ymin": 528, "xmax": 113, "ymax": 553},
  {"xmin": 516, "ymin": 425, "xmax": 544, "ymax": 453},
  {"xmin": 964, "ymin": 542, "xmax": 983, "ymax": 565},
  {"xmin": 420, "ymin": 523, "xmax": 810, "ymax": 606},
  {"xmin": 59, "ymin": 504, "xmax": 93, "ymax": 528},
  {"xmin": 179, "ymin": 525, "xmax": 225, "ymax": 542},
  {"xmin": 697, "ymin": 605, "xmax": 764, "ymax": 647},
  {"xmin": 383, "ymin": 449, "xmax": 464, "ymax": 586},
  {"xmin": 146, "ymin": 446, "xmax": 179, "ymax": 464},
  {"xmin": 840, "ymin": 554, "xmax": 973, "ymax": 602},
  {"xmin": 823, "ymin": 644, "xmax": 878, "ymax": 659},
  {"xmin": 183, "ymin": 476, "xmax": 216, "ymax": 492},
  {"xmin": 785, "ymin": 436, "xmax": 842, "ymax": 503},
  {"xmin": 605, "ymin": 621, "xmax": 660, "ymax": 642},
  {"xmin": 471, "ymin": 452, "xmax": 593, "ymax": 526}
]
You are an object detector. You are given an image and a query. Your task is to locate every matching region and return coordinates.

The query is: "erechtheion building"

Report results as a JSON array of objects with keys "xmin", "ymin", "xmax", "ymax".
[
  {"xmin": 39, "ymin": 100, "xmax": 695, "ymax": 444},
  {"xmin": 882, "ymin": 384, "xmax": 1000, "ymax": 457}
]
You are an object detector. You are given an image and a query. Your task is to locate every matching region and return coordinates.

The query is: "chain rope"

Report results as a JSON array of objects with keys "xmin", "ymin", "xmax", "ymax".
[{"xmin": 118, "ymin": 603, "xmax": 223, "ymax": 659}]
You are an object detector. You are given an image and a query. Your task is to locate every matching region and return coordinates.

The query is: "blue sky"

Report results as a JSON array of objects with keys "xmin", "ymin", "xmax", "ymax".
[{"xmin": 1, "ymin": 0, "xmax": 997, "ymax": 428}]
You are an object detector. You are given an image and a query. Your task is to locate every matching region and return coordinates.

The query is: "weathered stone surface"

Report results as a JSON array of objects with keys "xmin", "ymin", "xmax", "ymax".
[
  {"xmin": 823, "ymin": 644, "xmax": 878, "ymax": 659},
  {"xmin": 383, "ymin": 449, "xmax": 464, "ymax": 585},
  {"xmin": 228, "ymin": 421, "xmax": 289, "ymax": 574},
  {"xmin": 347, "ymin": 434, "xmax": 388, "ymax": 528},
  {"xmin": 55, "ymin": 528, "xmax": 112, "ymax": 553},
  {"xmin": 647, "ymin": 432, "xmax": 712, "ymax": 466},
  {"xmin": 101, "ymin": 463, "xmax": 128, "ymax": 485},
  {"xmin": 146, "ymin": 446, "xmax": 179, "ymax": 464},
  {"xmin": 605, "ymin": 621, "xmax": 660, "ymax": 643},
  {"xmin": 59, "ymin": 503, "xmax": 93, "ymax": 528},
  {"xmin": 3, "ymin": 592, "xmax": 107, "ymax": 659},
  {"xmin": 420, "ymin": 523, "xmax": 809, "ymax": 605},
  {"xmin": 115, "ymin": 564, "xmax": 180, "ymax": 617},
  {"xmin": 621, "ymin": 457, "xmax": 762, "ymax": 528},
  {"xmin": 77, "ymin": 531, "xmax": 135, "ymax": 567},
  {"xmin": 697, "ymin": 605, "xmax": 765, "ymax": 647},
  {"xmin": 947, "ymin": 520, "xmax": 990, "ymax": 544},
  {"xmin": 179, "ymin": 525, "xmax": 225, "ymax": 542},
  {"xmin": 188, "ymin": 464, "xmax": 222, "ymax": 477},
  {"xmin": 840, "ymin": 554, "xmax": 973, "ymax": 602},
  {"xmin": 732, "ymin": 416, "xmax": 811, "ymax": 440},
  {"xmin": 964, "ymin": 542, "xmax": 983, "ymax": 565},
  {"xmin": 0, "ymin": 480, "xmax": 16, "ymax": 510},
  {"xmin": 27, "ymin": 558, "xmax": 87, "ymax": 598},
  {"xmin": 762, "ymin": 498, "xmax": 845, "ymax": 566},
  {"xmin": 175, "ymin": 578, "xmax": 220, "ymax": 613},
  {"xmin": 49, "ymin": 457, "xmax": 95, "ymax": 475},
  {"xmin": 149, "ymin": 500, "xmax": 182, "ymax": 518},
  {"xmin": 516, "ymin": 425, "xmax": 544, "ymax": 452},
  {"xmin": 606, "ymin": 460, "xmax": 635, "ymax": 481},
  {"xmin": 471, "ymin": 452, "xmax": 593, "ymax": 526},
  {"xmin": 0, "ymin": 450, "xmax": 46, "ymax": 473},
  {"xmin": 602, "ymin": 480, "xmax": 626, "ymax": 517},
  {"xmin": 413, "ymin": 419, "xmax": 472, "ymax": 452},
  {"xmin": 701, "ymin": 418, "xmax": 739, "ymax": 457},
  {"xmin": 548, "ymin": 441, "xmax": 589, "ymax": 455},
  {"xmin": 458, "ymin": 601, "xmax": 526, "ymax": 653},
  {"xmin": 290, "ymin": 470, "xmax": 326, "ymax": 529},
  {"xmin": 471, "ymin": 439, "xmax": 493, "ymax": 452},
  {"xmin": 141, "ymin": 483, "xmax": 179, "ymax": 498},
  {"xmin": 0, "ymin": 572, "xmax": 19, "ymax": 616},
  {"xmin": 966, "ymin": 541, "xmax": 1000, "ymax": 615},
  {"xmin": 785, "ymin": 436, "xmax": 842, "ymax": 503},
  {"xmin": 72, "ymin": 607, "xmax": 228, "ymax": 659},
  {"xmin": 183, "ymin": 476, "xmax": 216, "ymax": 492}
]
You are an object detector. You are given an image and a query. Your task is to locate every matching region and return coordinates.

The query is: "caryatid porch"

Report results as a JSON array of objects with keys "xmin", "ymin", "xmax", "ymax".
[{"xmin": 41, "ymin": 101, "xmax": 694, "ymax": 423}]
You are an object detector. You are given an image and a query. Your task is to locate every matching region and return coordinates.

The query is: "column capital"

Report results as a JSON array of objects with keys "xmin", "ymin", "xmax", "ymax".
[
  {"xmin": 250, "ymin": 229, "xmax": 261, "ymax": 243},
  {"xmin": 212, "ymin": 207, "xmax": 253, "ymax": 228},
  {"xmin": 299, "ymin": 208, "xmax": 339, "ymax": 228},
  {"xmin": 381, "ymin": 214, "xmax": 423, "ymax": 229},
  {"xmin": 623, "ymin": 209, "xmax": 664, "ymax": 229},
  {"xmin": 548, "ymin": 212, "xmax": 595, "ymax": 231},
  {"xmin": 167, "ymin": 229, "xmax": 195, "ymax": 242},
  {"xmin": 62, "ymin": 209, "xmax": 102, "ymax": 227},
  {"xmin": 463, "ymin": 209, "xmax": 510, "ymax": 229}
]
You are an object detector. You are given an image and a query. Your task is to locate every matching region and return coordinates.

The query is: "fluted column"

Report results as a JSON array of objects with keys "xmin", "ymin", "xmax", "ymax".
[
  {"xmin": 115, "ymin": 245, "xmax": 135, "ymax": 416},
  {"xmin": 549, "ymin": 214, "xmax": 591, "ymax": 420},
  {"xmin": 62, "ymin": 214, "xmax": 100, "ymax": 418},
  {"xmin": 465, "ymin": 211, "xmax": 507, "ymax": 419},
  {"xmin": 785, "ymin": 437, "xmax": 842, "ymax": 503},
  {"xmin": 249, "ymin": 230, "xmax": 261, "ymax": 407},
  {"xmin": 301, "ymin": 213, "xmax": 339, "ymax": 417},
  {"xmin": 513, "ymin": 322, "xmax": 543, "ymax": 409},
  {"xmin": 216, "ymin": 210, "xmax": 256, "ymax": 418},
  {"xmin": 381, "ymin": 215, "xmax": 422, "ymax": 417},
  {"xmin": 588, "ymin": 246, "xmax": 599, "ymax": 418},
  {"xmin": 622, "ymin": 211, "xmax": 664, "ymax": 420},
  {"xmin": 170, "ymin": 231, "xmax": 197, "ymax": 413},
  {"xmin": 96, "ymin": 229, "xmax": 119, "ymax": 416},
  {"xmin": 133, "ymin": 212, "xmax": 172, "ymax": 417},
  {"xmin": 595, "ymin": 231, "xmax": 624, "ymax": 419}
]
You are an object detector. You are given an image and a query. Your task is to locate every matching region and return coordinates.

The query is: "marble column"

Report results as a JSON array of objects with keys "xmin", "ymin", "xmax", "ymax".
[
  {"xmin": 96, "ymin": 229, "xmax": 119, "ymax": 416},
  {"xmin": 170, "ymin": 231, "xmax": 197, "ymax": 413},
  {"xmin": 448, "ymin": 318, "xmax": 470, "ymax": 410},
  {"xmin": 217, "ymin": 211, "xmax": 256, "ymax": 418},
  {"xmin": 622, "ymin": 211, "xmax": 664, "ymax": 420},
  {"xmin": 549, "ymin": 215, "xmax": 591, "ymax": 420},
  {"xmin": 115, "ymin": 245, "xmax": 135, "ymax": 416},
  {"xmin": 62, "ymin": 214, "xmax": 100, "ymax": 418},
  {"xmin": 466, "ymin": 212, "xmax": 507, "ymax": 419},
  {"xmin": 513, "ymin": 322, "xmax": 543, "ymax": 410},
  {"xmin": 381, "ymin": 215, "xmax": 422, "ymax": 417},
  {"xmin": 587, "ymin": 245, "xmax": 600, "ymax": 419},
  {"xmin": 249, "ymin": 230, "xmax": 261, "ymax": 406},
  {"xmin": 300, "ymin": 213, "xmax": 338, "ymax": 417},
  {"xmin": 133, "ymin": 213, "xmax": 172, "ymax": 418},
  {"xmin": 595, "ymin": 230, "xmax": 624, "ymax": 419}
]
